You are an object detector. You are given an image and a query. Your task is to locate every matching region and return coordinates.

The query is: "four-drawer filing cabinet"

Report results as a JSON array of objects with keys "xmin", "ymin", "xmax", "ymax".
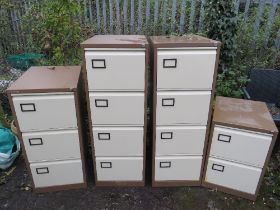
[
  {"xmin": 81, "ymin": 35, "xmax": 148, "ymax": 186},
  {"xmin": 150, "ymin": 35, "xmax": 221, "ymax": 186},
  {"xmin": 202, "ymin": 97, "xmax": 278, "ymax": 200},
  {"xmin": 7, "ymin": 66, "xmax": 87, "ymax": 192}
]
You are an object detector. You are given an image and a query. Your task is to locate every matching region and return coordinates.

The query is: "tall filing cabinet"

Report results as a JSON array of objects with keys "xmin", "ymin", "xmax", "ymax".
[
  {"xmin": 150, "ymin": 35, "xmax": 221, "ymax": 186},
  {"xmin": 203, "ymin": 97, "xmax": 278, "ymax": 200},
  {"xmin": 7, "ymin": 66, "xmax": 87, "ymax": 192},
  {"xmin": 81, "ymin": 35, "xmax": 148, "ymax": 186}
]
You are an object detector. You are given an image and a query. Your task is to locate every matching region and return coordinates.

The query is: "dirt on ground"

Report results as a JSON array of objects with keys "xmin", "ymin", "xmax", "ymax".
[{"xmin": 0, "ymin": 152, "xmax": 279, "ymax": 210}]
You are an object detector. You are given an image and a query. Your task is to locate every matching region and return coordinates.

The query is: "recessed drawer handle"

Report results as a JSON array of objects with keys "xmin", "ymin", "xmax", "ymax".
[
  {"xmin": 218, "ymin": 134, "xmax": 231, "ymax": 143},
  {"xmin": 92, "ymin": 59, "xmax": 106, "ymax": 69},
  {"xmin": 98, "ymin": 133, "xmax": 110, "ymax": 140},
  {"xmin": 160, "ymin": 161, "xmax": 171, "ymax": 168},
  {"xmin": 36, "ymin": 167, "xmax": 49, "ymax": 174},
  {"xmin": 163, "ymin": 58, "xmax": 177, "ymax": 68},
  {"xmin": 20, "ymin": 103, "xmax": 36, "ymax": 112},
  {"xmin": 29, "ymin": 138, "xmax": 43, "ymax": 146},
  {"xmin": 162, "ymin": 98, "xmax": 175, "ymax": 107},
  {"xmin": 95, "ymin": 99, "xmax": 108, "ymax": 107},
  {"xmin": 101, "ymin": 162, "xmax": 112, "ymax": 168},
  {"xmin": 212, "ymin": 164, "xmax": 224, "ymax": 172},
  {"xmin": 161, "ymin": 132, "xmax": 173, "ymax": 140}
]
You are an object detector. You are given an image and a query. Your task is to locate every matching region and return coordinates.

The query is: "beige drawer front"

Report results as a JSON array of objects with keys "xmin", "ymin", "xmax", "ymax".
[
  {"xmin": 30, "ymin": 159, "xmax": 84, "ymax": 188},
  {"xmin": 89, "ymin": 92, "xmax": 144, "ymax": 126},
  {"xmin": 156, "ymin": 126, "xmax": 206, "ymax": 156},
  {"xmin": 155, "ymin": 156, "xmax": 202, "ymax": 181},
  {"xmin": 157, "ymin": 48, "xmax": 217, "ymax": 90},
  {"xmin": 85, "ymin": 49, "xmax": 145, "ymax": 91},
  {"xmin": 96, "ymin": 157, "xmax": 143, "ymax": 181},
  {"xmin": 156, "ymin": 91, "xmax": 211, "ymax": 125},
  {"xmin": 93, "ymin": 126, "xmax": 144, "ymax": 156},
  {"xmin": 205, "ymin": 157, "xmax": 262, "ymax": 195},
  {"xmin": 12, "ymin": 93, "xmax": 77, "ymax": 132},
  {"xmin": 22, "ymin": 129, "xmax": 81, "ymax": 162},
  {"xmin": 210, "ymin": 126, "xmax": 272, "ymax": 167}
]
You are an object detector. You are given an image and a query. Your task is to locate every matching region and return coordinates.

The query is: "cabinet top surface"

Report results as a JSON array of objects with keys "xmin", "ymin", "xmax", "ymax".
[
  {"xmin": 214, "ymin": 96, "xmax": 278, "ymax": 134},
  {"xmin": 7, "ymin": 66, "xmax": 81, "ymax": 93},
  {"xmin": 81, "ymin": 35, "xmax": 148, "ymax": 48},
  {"xmin": 150, "ymin": 35, "xmax": 221, "ymax": 47}
]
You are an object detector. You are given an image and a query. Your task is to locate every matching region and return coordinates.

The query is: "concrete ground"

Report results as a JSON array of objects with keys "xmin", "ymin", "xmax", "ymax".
[{"xmin": 0, "ymin": 152, "xmax": 279, "ymax": 210}]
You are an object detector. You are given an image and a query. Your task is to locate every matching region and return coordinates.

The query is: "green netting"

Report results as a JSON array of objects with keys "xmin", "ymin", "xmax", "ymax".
[{"xmin": 7, "ymin": 53, "xmax": 44, "ymax": 70}]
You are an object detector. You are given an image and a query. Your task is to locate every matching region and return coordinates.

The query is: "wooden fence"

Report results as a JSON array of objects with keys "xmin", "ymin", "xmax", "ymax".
[{"xmin": 1, "ymin": 0, "xmax": 280, "ymax": 61}]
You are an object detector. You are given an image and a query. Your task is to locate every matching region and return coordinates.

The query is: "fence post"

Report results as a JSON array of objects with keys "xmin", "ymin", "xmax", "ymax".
[
  {"xmin": 272, "ymin": 27, "xmax": 280, "ymax": 66},
  {"xmin": 179, "ymin": 0, "xmax": 187, "ymax": 34},
  {"xmin": 171, "ymin": 0, "xmax": 177, "ymax": 32},
  {"xmin": 84, "ymin": 0, "xmax": 88, "ymax": 23},
  {"xmin": 145, "ymin": 0, "xmax": 151, "ymax": 34},
  {"xmin": 123, "ymin": 0, "xmax": 128, "ymax": 34},
  {"xmin": 244, "ymin": 0, "xmax": 251, "ymax": 21},
  {"xmin": 189, "ymin": 0, "xmax": 196, "ymax": 33},
  {"xmin": 198, "ymin": 0, "xmax": 206, "ymax": 33},
  {"xmin": 162, "ymin": 0, "xmax": 168, "ymax": 34},
  {"xmin": 137, "ymin": 0, "xmax": 143, "ymax": 34},
  {"xmin": 109, "ymin": 0, "xmax": 114, "ymax": 34},
  {"xmin": 253, "ymin": 0, "xmax": 266, "ymax": 40},
  {"xmin": 154, "ymin": 0, "xmax": 159, "ymax": 35},
  {"xmin": 102, "ymin": 0, "xmax": 107, "ymax": 34},
  {"xmin": 115, "ymin": 0, "xmax": 121, "ymax": 34},
  {"xmin": 96, "ymin": 0, "xmax": 101, "ymax": 33},
  {"xmin": 88, "ymin": 0, "xmax": 93, "ymax": 23},
  {"xmin": 235, "ymin": 0, "xmax": 241, "ymax": 14},
  {"xmin": 264, "ymin": 0, "xmax": 278, "ymax": 47},
  {"xmin": 130, "ymin": 0, "xmax": 135, "ymax": 34}
]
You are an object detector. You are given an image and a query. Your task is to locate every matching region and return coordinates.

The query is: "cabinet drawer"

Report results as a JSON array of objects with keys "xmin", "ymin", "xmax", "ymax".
[
  {"xmin": 156, "ymin": 126, "xmax": 206, "ymax": 156},
  {"xmin": 156, "ymin": 91, "xmax": 211, "ymax": 125},
  {"xmin": 157, "ymin": 48, "xmax": 217, "ymax": 90},
  {"xmin": 12, "ymin": 93, "xmax": 77, "ymax": 132},
  {"xmin": 89, "ymin": 92, "xmax": 144, "ymax": 125},
  {"xmin": 205, "ymin": 157, "xmax": 262, "ymax": 195},
  {"xmin": 30, "ymin": 159, "xmax": 84, "ymax": 188},
  {"xmin": 155, "ymin": 156, "xmax": 202, "ymax": 181},
  {"xmin": 22, "ymin": 129, "xmax": 81, "ymax": 162},
  {"xmin": 96, "ymin": 157, "xmax": 143, "ymax": 181},
  {"xmin": 93, "ymin": 126, "xmax": 143, "ymax": 156},
  {"xmin": 85, "ymin": 49, "xmax": 145, "ymax": 91},
  {"xmin": 210, "ymin": 126, "xmax": 272, "ymax": 167}
]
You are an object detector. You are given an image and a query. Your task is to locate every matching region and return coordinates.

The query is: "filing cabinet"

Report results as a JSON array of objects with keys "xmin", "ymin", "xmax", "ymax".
[
  {"xmin": 81, "ymin": 35, "xmax": 148, "ymax": 186},
  {"xmin": 202, "ymin": 96, "xmax": 278, "ymax": 200},
  {"xmin": 150, "ymin": 35, "xmax": 221, "ymax": 186},
  {"xmin": 7, "ymin": 66, "xmax": 87, "ymax": 192}
]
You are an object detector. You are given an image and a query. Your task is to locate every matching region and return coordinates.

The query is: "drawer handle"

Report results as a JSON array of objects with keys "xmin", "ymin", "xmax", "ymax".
[
  {"xmin": 36, "ymin": 167, "xmax": 49, "ymax": 174},
  {"xmin": 20, "ymin": 103, "xmax": 36, "ymax": 112},
  {"xmin": 98, "ymin": 133, "xmax": 110, "ymax": 140},
  {"xmin": 163, "ymin": 58, "xmax": 177, "ymax": 68},
  {"xmin": 101, "ymin": 162, "xmax": 112, "ymax": 168},
  {"xmin": 161, "ymin": 132, "xmax": 173, "ymax": 140},
  {"xmin": 29, "ymin": 138, "xmax": 43, "ymax": 146},
  {"xmin": 160, "ymin": 161, "xmax": 171, "ymax": 168},
  {"xmin": 95, "ymin": 99, "xmax": 108, "ymax": 107},
  {"xmin": 218, "ymin": 134, "xmax": 231, "ymax": 143},
  {"xmin": 212, "ymin": 164, "xmax": 224, "ymax": 172},
  {"xmin": 92, "ymin": 59, "xmax": 106, "ymax": 69},
  {"xmin": 162, "ymin": 98, "xmax": 175, "ymax": 107}
]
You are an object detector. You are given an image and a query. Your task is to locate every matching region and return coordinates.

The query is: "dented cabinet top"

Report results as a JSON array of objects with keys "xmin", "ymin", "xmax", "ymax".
[
  {"xmin": 149, "ymin": 35, "xmax": 221, "ymax": 48},
  {"xmin": 81, "ymin": 35, "xmax": 148, "ymax": 48},
  {"xmin": 7, "ymin": 66, "xmax": 81, "ymax": 94},
  {"xmin": 214, "ymin": 96, "xmax": 278, "ymax": 134}
]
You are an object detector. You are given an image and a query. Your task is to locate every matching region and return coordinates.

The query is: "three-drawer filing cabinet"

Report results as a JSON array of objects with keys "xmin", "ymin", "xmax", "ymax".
[
  {"xmin": 81, "ymin": 35, "xmax": 148, "ymax": 186},
  {"xmin": 7, "ymin": 66, "xmax": 87, "ymax": 192},
  {"xmin": 150, "ymin": 35, "xmax": 221, "ymax": 187},
  {"xmin": 202, "ymin": 97, "xmax": 278, "ymax": 200}
]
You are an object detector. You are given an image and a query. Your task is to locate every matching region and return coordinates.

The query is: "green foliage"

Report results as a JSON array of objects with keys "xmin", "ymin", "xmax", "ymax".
[
  {"xmin": 0, "ymin": 103, "xmax": 9, "ymax": 128},
  {"xmin": 23, "ymin": 0, "xmax": 82, "ymax": 65}
]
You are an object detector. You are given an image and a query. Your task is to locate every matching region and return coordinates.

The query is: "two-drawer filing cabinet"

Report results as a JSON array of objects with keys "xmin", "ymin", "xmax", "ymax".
[
  {"xmin": 150, "ymin": 35, "xmax": 221, "ymax": 187},
  {"xmin": 7, "ymin": 66, "xmax": 87, "ymax": 192},
  {"xmin": 202, "ymin": 97, "xmax": 278, "ymax": 200},
  {"xmin": 81, "ymin": 35, "xmax": 148, "ymax": 186}
]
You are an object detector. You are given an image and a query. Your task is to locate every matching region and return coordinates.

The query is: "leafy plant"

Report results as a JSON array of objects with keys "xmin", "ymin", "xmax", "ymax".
[{"xmin": 23, "ymin": 0, "xmax": 83, "ymax": 65}]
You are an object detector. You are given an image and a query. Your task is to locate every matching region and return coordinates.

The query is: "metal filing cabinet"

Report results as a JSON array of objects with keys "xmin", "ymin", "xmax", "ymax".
[
  {"xmin": 150, "ymin": 35, "xmax": 221, "ymax": 187},
  {"xmin": 7, "ymin": 66, "xmax": 87, "ymax": 192},
  {"xmin": 202, "ymin": 96, "xmax": 278, "ymax": 201},
  {"xmin": 81, "ymin": 35, "xmax": 148, "ymax": 186}
]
